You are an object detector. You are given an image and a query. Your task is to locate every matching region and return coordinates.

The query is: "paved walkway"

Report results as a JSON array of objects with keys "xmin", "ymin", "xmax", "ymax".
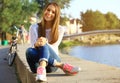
[
  {"xmin": 0, "ymin": 45, "xmax": 18, "ymax": 83},
  {"xmin": 1, "ymin": 44, "xmax": 120, "ymax": 83},
  {"xmin": 17, "ymin": 44, "xmax": 120, "ymax": 83}
]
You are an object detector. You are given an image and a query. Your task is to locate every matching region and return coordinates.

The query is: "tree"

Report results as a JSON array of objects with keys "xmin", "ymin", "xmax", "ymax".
[
  {"xmin": 92, "ymin": 10, "xmax": 106, "ymax": 30},
  {"xmin": 0, "ymin": 0, "xmax": 39, "ymax": 40},
  {"xmin": 105, "ymin": 12, "xmax": 120, "ymax": 29},
  {"xmin": 81, "ymin": 10, "xmax": 120, "ymax": 31},
  {"xmin": 0, "ymin": 0, "xmax": 39, "ymax": 32},
  {"xmin": 60, "ymin": 15, "xmax": 69, "ymax": 25},
  {"xmin": 81, "ymin": 10, "xmax": 107, "ymax": 31}
]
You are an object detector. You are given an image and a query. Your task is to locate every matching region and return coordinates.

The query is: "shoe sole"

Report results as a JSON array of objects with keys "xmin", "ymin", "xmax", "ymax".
[
  {"xmin": 36, "ymin": 77, "xmax": 47, "ymax": 82},
  {"xmin": 37, "ymin": 80, "xmax": 47, "ymax": 82},
  {"xmin": 64, "ymin": 67, "xmax": 81, "ymax": 75}
]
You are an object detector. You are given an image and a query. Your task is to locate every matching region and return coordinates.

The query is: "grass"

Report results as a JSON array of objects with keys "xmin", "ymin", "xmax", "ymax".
[
  {"xmin": 59, "ymin": 40, "xmax": 81, "ymax": 49},
  {"xmin": 59, "ymin": 39, "xmax": 120, "ymax": 50}
]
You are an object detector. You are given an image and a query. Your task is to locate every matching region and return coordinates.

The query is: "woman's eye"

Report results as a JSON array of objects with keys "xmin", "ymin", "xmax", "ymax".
[
  {"xmin": 47, "ymin": 9, "xmax": 50, "ymax": 11},
  {"xmin": 46, "ymin": 8, "xmax": 55, "ymax": 14},
  {"xmin": 52, "ymin": 11, "xmax": 55, "ymax": 14}
]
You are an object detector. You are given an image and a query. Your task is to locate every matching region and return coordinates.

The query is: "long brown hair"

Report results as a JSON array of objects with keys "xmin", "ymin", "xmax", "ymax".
[{"xmin": 38, "ymin": 2, "xmax": 60, "ymax": 44}]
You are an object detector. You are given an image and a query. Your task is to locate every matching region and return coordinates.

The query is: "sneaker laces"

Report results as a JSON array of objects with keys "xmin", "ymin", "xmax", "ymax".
[
  {"xmin": 37, "ymin": 67, "xmax": 45, "ymax": 75},
  {"xmin": 63, "ymin": 63, "xmax": 80, "ymax": 75},
  {"xmin": 63, "ymin": 64, "xmax": 73, "ymax": 72},
  {"xmin": 36, "ymin": 66, "xmax": 47, "ymax": 82}
]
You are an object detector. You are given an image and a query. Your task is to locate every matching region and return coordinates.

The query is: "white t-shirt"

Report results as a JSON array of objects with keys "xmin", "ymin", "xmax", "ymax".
[{"xmin": 29, "ymin": 23, "xmax": 65, "ymax": 55}]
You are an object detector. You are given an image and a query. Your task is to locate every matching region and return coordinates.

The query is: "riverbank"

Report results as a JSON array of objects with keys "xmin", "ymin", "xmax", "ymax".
[{"xmin": 60, "ymin": 34, "xmax": 120, "ymax": 49}]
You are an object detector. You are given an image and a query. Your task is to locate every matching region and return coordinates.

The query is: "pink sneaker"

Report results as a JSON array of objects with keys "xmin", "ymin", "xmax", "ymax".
[
  {"xmin": 36, "ymin": 66, "xmax": 47, "ymax": 82},
  {"xmin": 62, "ymin": 63, "xmax": 81, "ymax": 75}
]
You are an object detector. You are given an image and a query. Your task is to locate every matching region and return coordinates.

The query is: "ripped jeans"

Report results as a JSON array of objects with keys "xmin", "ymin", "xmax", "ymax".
[{"xmin": 26, "ymin": 44, "xmax": 61, "ymax": 73}]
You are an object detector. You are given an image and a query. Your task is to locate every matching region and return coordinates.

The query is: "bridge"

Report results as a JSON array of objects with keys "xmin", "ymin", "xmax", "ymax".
[{"xmin": 63, "ymin": 29, "xmax": 120, "ymax": 39}]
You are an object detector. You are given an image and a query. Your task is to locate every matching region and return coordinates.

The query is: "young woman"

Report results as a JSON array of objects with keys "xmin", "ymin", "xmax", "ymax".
[{"xmin": 26, "ymin": 2, "xmax": 80, "ymax": 82}]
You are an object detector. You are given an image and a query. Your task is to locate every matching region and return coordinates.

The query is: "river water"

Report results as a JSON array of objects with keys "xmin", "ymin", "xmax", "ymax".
[{"xmin": 69, "ymin": 44, "xmax": 120, "ymax": 68}]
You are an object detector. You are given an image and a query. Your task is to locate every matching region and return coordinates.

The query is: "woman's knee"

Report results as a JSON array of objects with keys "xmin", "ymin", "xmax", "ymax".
[
  {"xmin": 26, "ymin": 48, "xmax": 38, "ymax": 58},
  {"xmin": 39, "ymin": 44, "xmax": 48, "ymax": 50},
  {"xmin": 38, "ymin": 44, "xmax": 49, "ymax": 54}
]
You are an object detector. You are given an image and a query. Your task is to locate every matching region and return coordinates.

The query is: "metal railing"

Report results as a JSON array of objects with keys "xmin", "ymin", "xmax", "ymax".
[{"xmin": 63, "ymin": 29, "xmax": 120, "ymax": 39}]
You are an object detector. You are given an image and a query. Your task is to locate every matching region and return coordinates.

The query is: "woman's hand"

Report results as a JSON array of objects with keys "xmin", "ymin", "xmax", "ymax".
[{"xmin": 34, "ymin": 37, "xmax": 47, "ymax": 47}]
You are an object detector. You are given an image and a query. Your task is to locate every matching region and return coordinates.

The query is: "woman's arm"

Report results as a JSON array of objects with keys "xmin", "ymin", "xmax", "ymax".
[{"xmin": 29, "ymin": 24, "xmax": 38, "ymax": 47}]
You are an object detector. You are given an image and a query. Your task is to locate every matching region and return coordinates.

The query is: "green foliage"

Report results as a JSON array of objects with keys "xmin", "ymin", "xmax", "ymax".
[
  {"xmin": 36, "ymin": 0, "xmax": 71, "ymax": 9},
  {"xmin": 60, "ymin": 15, "xmax": 69, "ymax": 25},
  {"xmin": 92, "ymin": 11, "xmax": 106, "ymax": 30},
  {"xmin": 59, "ymin": 40, "xmax": 80, "ymax": 49},
  {"xmin": 105, "ymin": 12, "xmax": 120, "ymax": 29},
  {"xmin": 0, "ymin": 0, "xmax": 39, "ymax": 33},
  {"xmin": 81, "ymin": 10, "xmax": 120, "ymax": 31},
  {"xmin": 52, "ymin": 0, "xmax": 71, "ymax": 9}
]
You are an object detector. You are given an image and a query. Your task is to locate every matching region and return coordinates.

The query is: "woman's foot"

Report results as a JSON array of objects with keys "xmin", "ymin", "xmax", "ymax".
[
  {"xmin": 62, "ymin": 63, "xmax": 81, "ymax": 75},
  {"xmin": 36, "ymin": 66, "xmax": 47, "ymax": 82}
]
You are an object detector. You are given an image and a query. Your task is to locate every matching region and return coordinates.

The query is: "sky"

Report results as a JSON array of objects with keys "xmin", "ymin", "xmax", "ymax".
[{"xmin": 61, "ymin": 0, "xmax": 120, "ymax": 19}]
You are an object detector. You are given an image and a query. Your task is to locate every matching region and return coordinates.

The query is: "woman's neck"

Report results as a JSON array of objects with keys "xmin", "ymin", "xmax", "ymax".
[{"xmin": 45, "ymin": 21, "xmax": 52, "ymax": 29}]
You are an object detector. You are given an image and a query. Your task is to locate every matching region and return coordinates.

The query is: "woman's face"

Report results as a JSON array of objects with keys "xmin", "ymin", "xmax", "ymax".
[{"xmin": 44, "ymin": 5, "xmax": 56, "ymax": 22}]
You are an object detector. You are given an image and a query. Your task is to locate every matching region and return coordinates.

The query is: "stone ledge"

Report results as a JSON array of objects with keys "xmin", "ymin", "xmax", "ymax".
[{"xmin": 15, "ymin": 44, "xmax": 36, "ymax": 83}]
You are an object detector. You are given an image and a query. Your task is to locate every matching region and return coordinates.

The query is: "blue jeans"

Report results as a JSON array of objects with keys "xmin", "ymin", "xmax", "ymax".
[{"xmin": 26, "ymin": 44, "xmax": 61, "ymax": 73}]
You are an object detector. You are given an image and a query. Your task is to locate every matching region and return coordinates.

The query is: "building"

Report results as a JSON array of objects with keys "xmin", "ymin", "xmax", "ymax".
[{"xmin": 65, "ymin": 19, "xmax": 82, "ymax": 35}]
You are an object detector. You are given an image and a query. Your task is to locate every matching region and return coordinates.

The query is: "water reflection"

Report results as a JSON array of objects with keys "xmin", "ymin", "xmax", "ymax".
[{"xmin": 69, "ymin": 44, "xmax": 120, "ymax": 68}]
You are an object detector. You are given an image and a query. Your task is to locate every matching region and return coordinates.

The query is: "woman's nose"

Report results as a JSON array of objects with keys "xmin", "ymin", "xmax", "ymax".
[{"xmin": 48, "ymin": 11, "xmax": 52, "ymax": 15}]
